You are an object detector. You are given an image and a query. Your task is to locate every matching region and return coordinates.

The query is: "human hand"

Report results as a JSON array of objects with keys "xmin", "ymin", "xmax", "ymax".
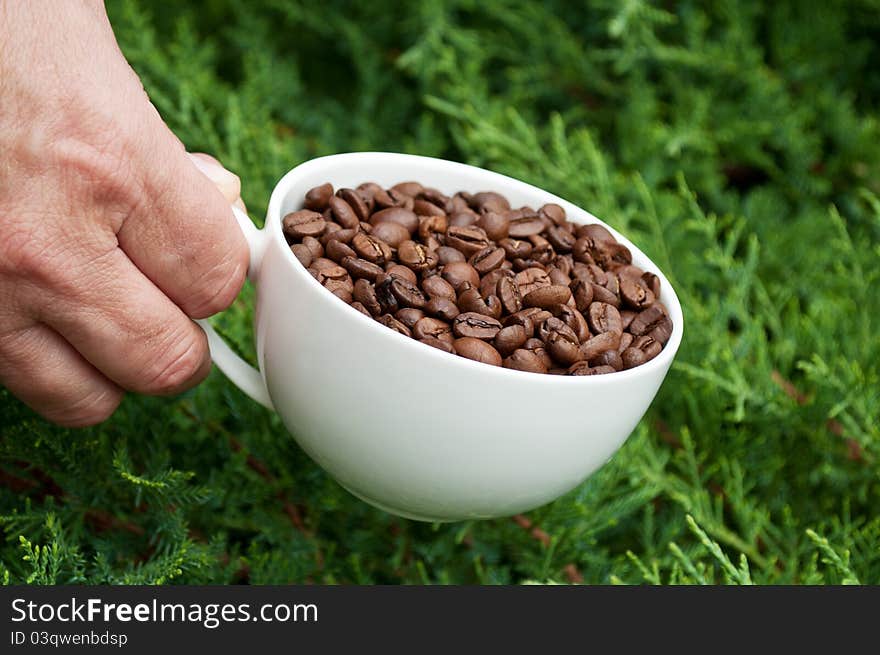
[{"xmin": 0, "ymin": 1, "xmax": 249, "ymax": 426}]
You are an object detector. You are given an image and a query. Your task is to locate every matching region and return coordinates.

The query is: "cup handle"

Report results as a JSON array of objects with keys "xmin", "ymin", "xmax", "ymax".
[{"xmin": 194, "ymin": 206, "xmax": 274, "ymax": 411}]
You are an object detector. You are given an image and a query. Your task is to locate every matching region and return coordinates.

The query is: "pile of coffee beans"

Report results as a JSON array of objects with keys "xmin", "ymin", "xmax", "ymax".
[{"xmin": 283, "ymin": 181, "xmax": 673, "ymax": 375}]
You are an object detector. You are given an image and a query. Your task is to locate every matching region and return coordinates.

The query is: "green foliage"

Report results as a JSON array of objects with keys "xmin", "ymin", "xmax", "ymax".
[{"xmin": 1, "ymin": 0, "xmax": 878, "ymax": 584}]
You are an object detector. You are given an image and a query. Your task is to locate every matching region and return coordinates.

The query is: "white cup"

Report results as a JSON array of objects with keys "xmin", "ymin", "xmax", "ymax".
[{"xmin": 198, "ymin": 152, "xmax": 683, "ymax": 522}]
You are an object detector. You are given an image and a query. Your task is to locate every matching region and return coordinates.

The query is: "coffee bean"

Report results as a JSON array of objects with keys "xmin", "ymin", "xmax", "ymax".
[
  {"xmin": 615, "ymin": 264, "xmax": 645, "ymax": 281},
  {"xmin": 413, "ymin": 317, "xmax": 454, "ymax": 343},
  {"xmin": 425, "ymin": 296, "xmax": 460, "ymax": 321},
  {"xmin": 587, "ymin": 302, "xmax": 623, "ymax": 335},
  {"xmin": 395, "ymin": 308, "xmax": 426, "ymax": 329},
  {"xmin": 568, "ymin": 363, "xmax": 615, "ymax": 376},
  {"xmin": 355, "ymin": 182, "xmax": 383, "ymax": 207},
  {"xmin": 377, "ymin": 314, "xmax": 411, "ymax": 337},
  {"xmin": 523, "ymin": 284, "xmax": 572, "ymax": 309},
  {"xmin": 522, "ymin": 337, "xmax": 554, "ymax": 370},
  {"xmin": 351, "ymin": 301, "xmax": 371, "ymax": 317},
  {"xmin": 353, "ymin": 279, "xmax": 382, "ymax": 316},
  {"xmin": 576, "ymin": 223, "xmax": 616, "ymax": 242},
  {"xmin": 503, "ymin": 348, "xmax": 548, "ymax": 374},
  {"xmin": 547, "ymin": 266, "xmax": 570, "ymax": 287},
  {"xmin": 453, "ymin": 312, "xmax": 502, "ymax": 340},
  {"xmin": 437, "ymin": 246, "xmax": 466, "ymax": 265},
  {"xmin": 341, "ymin": 256, "xmax": 384, "ymax": 282},
  {"xmin": 480, "ymin": 268, "xmax": 514, "ymax": 299},
  {"xmin": 398, "ymin": 240, "xmax": 439, "ymax": 271},
  {"xmin": 418, "ymin": 214, "xmax": 448, "ymax": 241},
  {"xmin": 304, "ymin": 183, "xmax": 334, "ymax": 211},
  {"xmin": 470, "ymin": 191, "xmax": 510, "ymax": 213},
  {"xmin": 496, "ymin": 275, "xmax": 523, "ymax": 314},
  {"xmin": 622, "ymin": 335, "xmax": 662, "ymax": 369},
  {"xmin": 330, "ymin": 193, "xmax": 365, "ymax": 228},
  {"xmin": 619, "ymin": 309, "xmax": 637, "ymax": 331},
  {"xmin": 290, "ymin": 244, "xmax": 313, "ymax": 268},
  {"xmin": 642, "ymin": 272, "xmax": 661, "ymax": 298},
  {"xmin": 546, "ymin": 225, "xmax": 575, "ymax": 253},
  {"xmin": 458, "ymin": 287, "xmax": 502, "ymax": 319},
  {"xmin": 648, "ymin": 314, "xmax": 673, "ymax": 345},
  {"xmin": 546, "ymin": 328, "xmax": 582, "ymax": 365},
  {"xmin": 589, "ymin": 349, "xmax": 623, "ymax": 371},
  {"xmin": 453, "ymin": 337, "xmax": 502, "ymax": 366},
  {"xmin": 320, "ymin": 225, "xmax": 356, "ymax": 248},
  {"xmin": 570, "ymin": 278, "xmax": 594, "ymax": 312},
  {"xmin": 442, "ymin": 261, "xmax": 480, "ymax": 292},
  {"xmin": 628, "ymin": 304, "xmax": 668, "ymax": 336},
  {"xmin": 579, "ymin": 331, "xmax": 621, "ymax": 361},
  {"xmin": 503, "ymin": 308, "xmax": 540, "ymax": 336},
  {"xmin": 493, "ymin": 324, "xmax": 528, "ymax": 357},
  {"xmin": 389, "ymin": 276, "xmax": 426, "ymax": 309},
  {"xmin": 553, "ymin": 304, "xmax": 590, "ymax": 342},
  {"xmin": 370, "ymin": 221, "xmax": 411, "ymax": 248},
  {"xmin": 515, "ymin": 267, "xmax": 551, "ymax": 297},
  {"xmin": 413, "ymin": 198, "xmax": 446, "ymax": 217},
  {"xmin": 283, "ymin": 210, "xmax": 326, "ymax": 240},
  {"xmin": 508, "ymin": 212, "xmax": 545, "ymax": 238},
  {"xmin": 469, "ymin": 247, "xmax": 506, "ymax": 275},
  {"xmin": 302, "ymin": 235, "xmax": 324, "ymax": 260},
  {"xmin": 374, "ymin": 276, "xmax": 399, "ymax": 314},
  {"xmin": 620, "ymin": 276, "xmax": 655, "ymax": 310},
  {"xmin": 617, "ymin": 332, "xmax": 634, "ymax": 354},
  {"xmin": 446, "ymin": 225, "xmax": 490, "ymax": 257},
  {"xmin": 326, "ymin": 239, "xmax": 356, "ymax": 263},
  {"xmin": 385, "ymin": 264, "xmax": 418, "ymax": 284},
  {"xmin": 591, "ymin": 281, "xmax": 620, "ymax": 308},
  {"xmin": 352, "ymin": 233, "xmax": 393, "ymax": 265},
  {"xmin": 476, "ymin": 211, "xmax": 510, "ymax": 241},
  {"xmin": 420, "ymin": 337, "xmax": 456, "ymax": 354},
  {"xmin": 392, "ymin": 181, "xmax": 423, "ymax": 197},
  {"xmin": 418, "ymin": 187, "xmax": 449, "ymax": 207},
  {"xmin": 449, "ymin": 211, "xmax": 479, "ymax": 227},
  {"xmin": 422, "ymin": 275, "xmax": 457, "ymax": 301},
  {"xmin": 371, "ymin": 207, "xmax": 419, "ymax": 235},
  {"xmin": 499, "ymin": 238, "xmax": 533, "ymax": 260}
]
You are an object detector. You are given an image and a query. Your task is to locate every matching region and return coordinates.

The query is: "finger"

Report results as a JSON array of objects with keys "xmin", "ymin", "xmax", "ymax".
[
  {"xmin": 189, "ymin": 152, "xmax": 242, "ymax": 205},
  {"xmin": 0, "ymin": 323, "xmax": 123, "ymax": 427},
  {"xmin": 37, "ymin": 246, "xmax": 212, "ymax": 396},
  {"xmin": 116, "ymin": 129, "xmax": 249, "ymax": 319}
]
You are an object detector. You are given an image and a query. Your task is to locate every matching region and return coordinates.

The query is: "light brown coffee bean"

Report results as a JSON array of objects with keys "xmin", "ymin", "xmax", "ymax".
[
  {"xmin": 503, "ymin": 349, "xmax": 548, "ymax": 374},
  {"xmin": 304, "ymin": 183, "xmax": 333, "ymax": 211},
  {"xmin": 522, "ymin": 284, "xmax": 572, "ymax": 309}
]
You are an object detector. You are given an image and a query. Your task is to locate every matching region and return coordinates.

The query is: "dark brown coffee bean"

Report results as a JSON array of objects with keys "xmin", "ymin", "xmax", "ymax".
[
  {"xmin": 437, "ymin": 246, "xmax": 466, "ymax": 265},
  {"xmin": 442, "ymin": 262, "xmax": 480, "ymax": 291},
  {"xmin": 589, "ymin": 349, "xmax": 623, "ymax": 372},
  {"xmin": 629, "ymin": 304, "xmax": 669, "ymax": 336},
  {"xmin": 326, "ymin": 239, "xmax": 356, "ymax": 262},
  {"xmin": 648, "ymin": 314, "xmax": 674, "ymax": 345},
  {"xmin": 528, "ymin": 235, "xmax": 555, "ymax": 265},
  {"xmin": 320, "ymin": 226, "xmax": 357, "ymax": 248},
  {"xmin": 570, "ymin": 278, "xmax": 594, "ymax": 312},
  {"xmin": 579, "ymin": 331, "xmax": 621, "ymax": 361},
  {"xmin": 546, "ymin": 327, "xmax": 582, "ymax": 365},
  {"xmin": 546, "ymin": 225, "xmax": 575, "ymax": 253},
  {"xmin": 413, "ymin": 198, "xmax": 446, "ymax": 217},
  {"xmin": 418, "ymin": 214, "xmax": 448, "ymax": 241},
  {"xmin": 642, "ymin": 272, "xmax": 661, "ymax": 298},
  {"xmin": 283, "ymin": 210, "xmax": 326, "ymax": 239},
  {"xmin": 304, "ymin": 183, "xmax": 333, "ymax": 211},
  {"xmin": 370, "ymin": 221, "xmax": 410, "ymax": 248},
  {"xmin": 458, "ymin": 287, "xmax": 502, "ymax": 319},
  {"xmin": 568, "ymin": 362, "xmax": 615, "ymax": 376},
  {"xmin": 547, "ymin": 266, "xmax": 570, "ymax": 287},
  {"xmin": 352, "ymin": 232, "xmax": 392, "ymax": 265},
  {"xmin": 480, "ymin": 268, "xmax": 514, "ymax": 299},
  {"xmin": 370, "ymin": 207, "xmax": 419, "ymax": 235},
  {"xmin": 420, "ymin": 337, "xmax": 456, "ymax": 354},
  {"xmin": 493, "ymin": 324, "xmax": 528, "ymax": 357},
  {"xmin": 522, "ymin": 337, "xmax": 554, "ymax": 370},
  {"xmin": 476, "ymin": 211, "xmax": 510, "ymax": 241},
  {"xmin": 341, "ymin": 256, "xmax": 384, "ymax": 282},
  {"xmin": 302, "ymin": 236, "xmax": 323, "ymax": 260},
  {"xmin": 539, "ymin": 203, "xmax": 566, "ymax": 225},
  {"xmin": 445, "ymin": 225, "xmax": 490, "ymax": 257},
  {"xmin": 504, "ymin": 308, "xmax": 541, "ymax": 336},
  {"xmin": 496, "ymin": 276, "xmax": 523, "ymax": 314},
  {"xmin": 389, "ymin": 276, "xmax": 426, "ymax": 309},
  {"xmin": 552, "ymin": 304, "xmax": 590, "ymax": 342},
  {"xmin": 449, "ymin": 211, "xmax": 479, "ymax": 227},
  {"xmin": 355, "ymin": 181, "xmax": 382, "ymax": 205},
  {"xmin": 620, "ymin": 309, "xmax": 637, "ymax": 331},
  {"xmin": 587, "ymin": 302, "xmax": 623, "ymax": 335},
  {"xmin": 469, "ymin": 247, "xmax": 506, "ymax": 275},
  {"xmin": 339, "ymin": 188, "xmax": 371, "ymax": 221},
  {"xmin": 470, "ymin": 191, "xmax": 510, "ymax": 213},
  {"xmin": 377, "ymin": 314, "xmax": 411, "ymax": 337},
  {"xmin": 453, "ymin": 337, "xmax": 502, "ymax": 366},
  {"xmin": 523, "ymin": 284, "xmax": 572, "ymax": 310},
  {"xmin": 576, "ymin": 223, "xmax": 616, "ymax": 242},
  {"xmin": 515, "ymin": 267, "xmax": 551, "ymax": 297},
  {"xmin": 351, "ymin": 301, "xmax": 371, "ymax": 317},
  {"xmin": 508, "ymin": 212, "xmax": 545, "ymax": 238},
  {"xmin": 353, "ymin": 279, "xmax": 382, "ymax": 316},
  {"xmin": 412, "ymin": 317, "xmax": 454, "ymax": 343},
  {"xmin": 422, "ymin": 275, "xmax": 457, "ymax": 301},
  {"xmin": 615, "ymin": 264, "xmax": 645, "ymax": 281},
  {"xmin": 620, "ymin": 276, "xmax": 655, "ymax": 310},
  {"xmin": 499, "ymin": 238, "xmax": 533, "ymax": 260},
  {"xmin": 374, "ymin": 276, "xmax": 399, "ymax": 314},
  {"xmin": 290, "ymin": 244, "xmax": 313, "ymax": 268},
  {"xmin": 395, "ymin": 308, "xmax": 426, "ymax": 329},
  {"xmin": 385, "ymin": 264, "xmax": 418, "ymax": 284},
  {"xmin": 537, "ymin": 316, "xmax": 575, "ymax": 343},
  {"xmin": 398, "ymin": 240, "xmax": 439, "ymax": 271},
  {"xmin": 622, "ymin": 335, "xmax": 662, "ymax": 369},
  {"xmin": 369, "ymin": 186, "xmax": 395, "ymax": 209},
  {"xmin": 617, "ymin": 332, "xmax": 634, "ymax": 354},
  {"xmin": 325, "ymin": 195, "xmax": 358, "ymax": 229},
  {"xmin": 503, "ymin": 348, "xmax": 548, "ymax": 374},
  {"xmin": 453, "ymin": 312, "xmax": 502, "ymax": 340},
  {"xmin": 392, "ymin": 181, "xmax": 423, "ymax": 197},
  {"xmin": 591, "ymin": 282, "xmax": 621, "ymax": 308},
  {"xmin": 425, "ymin": 296, "xmax": 460, "ymax": 321},
  {"xmin": 418, "ymin": 187, "xmax": 449, "ymax": 207}
]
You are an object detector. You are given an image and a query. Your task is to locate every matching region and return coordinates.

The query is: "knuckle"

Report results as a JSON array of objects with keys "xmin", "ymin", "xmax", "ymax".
[
  {"xmin": 48, "ymin": 387, "xmax": 123, "ymax": 428},
  {"xmin": 180, "ymin": 250, "xmax": 248, "ymax": 318},
  {"xmin": 141, "ymin": 329, "xmax": 209, "ymax": 395}
]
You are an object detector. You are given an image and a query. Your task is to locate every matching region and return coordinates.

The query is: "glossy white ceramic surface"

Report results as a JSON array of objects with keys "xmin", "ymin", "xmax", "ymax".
[{"xmin": 203, "ymin": 153, "xmax": 683, "ymax": 521}]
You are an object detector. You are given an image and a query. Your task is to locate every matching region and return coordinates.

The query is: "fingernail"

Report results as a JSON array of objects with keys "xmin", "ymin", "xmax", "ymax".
[{"xmin": 188, "ymin": 152, "xmax": 237, "ymax": 185}]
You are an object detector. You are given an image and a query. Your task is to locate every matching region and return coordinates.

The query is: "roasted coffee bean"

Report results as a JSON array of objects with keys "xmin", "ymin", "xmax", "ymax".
[
  {"xmin": 588, "ymin": 302, "xmax": 623, "ymax": 335},
  {"xmin": 453, "ymin": 337, "xmax": 502, "ymax": 366},
  {"xmin": 499, "ymin": 238, "xmax": 533, "ymax": 260},
  {"xmin": 615, "ymin": 264, "xmax": 645, "ymax": 281},
  {"xmin": 503, "ymin": 308, "xmax": 540, "ymax": 336},
  {"xmin": 418, "ymin": 187, "xmax": 449, "ymax": 207},
  {"xmin": 371, "ymin": 207, "xmax": 419, "ymax": 235},
  {"xmin": 441, "ymin": 261, "xmax": 480, "ymax": 291},
  {"xmin": 290, "ymin": 244, "xmax": 313, "ymax": 268},
  {"xmin": 476, "ymin": 211, "xmax": 510, "ymax": 241},
  {"xmin": 351, "ymin": 301, "xmax": 371, "ymax": 317},
  {"xmin": 283, "ymin": 210, "xmax": 326, "ymax": 240},
  {"xmin": 413, "ymin": 198, "xmax": 446, "ymax": 217},
  {"xmin": 446, "ymin": 225, "xmax": 490, "ymax": 257},
  {"xmin": 470, "ymin": 191, "xmax": 510, "ymax": 213},
  {"xmin": 355, "ymin": 182, "xmax": 383, "ymax": 206},
  {"xmin": 617, "ymin": 332, "xmax": 634, "ymax": 354},
  {"xmin": 496, "ymin": 275, "xmax": 523, "ymax": 314},
  {"xmin": 418, "ymin": 214, "xmax": 448, "ymax": 241},
  {"xmin": 629, "ymin": 304, "xmax": 668, "ymax": 336},
  {"xmin": 648, "ymin": 314, "xmax": 673, "ymax": 345},
  {"xmin": 480, "ymin": 268, "xmax": 514, "ymax": 299},
  {"xmin": 385, "ymin": 264, "xmax": 418, "ymax": 284},
  {"xmin": 353, "ymin": 279, "xmax": 382, "ymax": 316},
  {"xmin": 374, "ymin": 276, "xmax": 399, "ymax": 314},
  {"xmin": 398, "ymin": 240, "xmax": 439, "ymax": 271},
  {"xmin": 529, "ymin": 234, "xmax": 556, "ymax": 265},
  {"xmin": 536, "ymin": 316, "xmax": 574, "ymax": 343},
  {"xmin": 568, "ymin": 363, "xmax": 616, "ymax": 376},
  {"xmin": 378, "ymin": 314, "xmax": 411, "ymax": 337},
  {"xmin": 546, "ymin": 328, "xmax": 582, "ymax": 365},
  {"xmin": 503, "ymin": 348, "xmax": 548, "ymax": 374},
  {"xmin": 449, "ymin": 211, "xmax": 479, "ymax": 227},
  {"xmin": 470, "ymin": 247, "xmax": 506, "ymax": 275},
  {"xmin": 522, "ymin": 337, "xmax": 554, "ymax": 370},
  {"xmin": 546, "ymin": 225, "xmax": 575, "ymax": 253},
  {"xmin": 352, "ymin": 233, "xmax": 392, "ymax": 265},
  {"xmin": 508, "ymin": 212, "xmax": 546, "ymax": 238},
  {"xmin": 392, "ymin": 181, "xmax": 423, "ymax": 197},
  {"xmin": 330, "ymin": 193, "xmax": 364, "ymax": 228},
  {"xmin": 302, "ymin": 235, "xmax": 324, "ymax": 260},
  {"xmin": 642, "ymin": 272, "xmax": 661, "ymax": 298},
  {"xmin": 591, "ymin": 281, "xmax": 621, "ymax": 308},
  {"xmin": 590, "ymin": 349, "xmax": 623, "ymax": 372},
  {"xmin": 458, "ymin": 287, "xmax": 502, "ymax": 319},
  {"xmin": 422, "ymin": 275, "xmax": 457, "ymax": 301},
  {"xmin": 389, "ymin": 276, "xmax": 426, "ymax": 309},
  {"xmin": 326, "ymin": 239, "xmax": 356, "ymax": 263},
  {"xmin": 547, "ymin": 266, "xmax": 570, "ymax": 287},
  {"xmin": 493, "ymin": 324, "xmax": 528, "ymax": 357},
  {"xmin": 320, "ymin": 225, "xmax": 356, "ymax": 247},
  {"xmin": 579, "ymin": 331, "xmax": 621, "ymax": 361},
  {"xmin": 370, "ymin": 221, "xmax": 411, "ymax": 248},
  {"xmin": 395, "ymin": 308, "xmax": 426, "ymax": 329},
  {"xmin": 570, "ymin": 278, "xmax": 593, "ymax": 312},
  {"xmin": 413, "ymin": 317, "xmax": 454, "ymax": 343},
  {"xmin": 523, "ymin": 284, "xmax": 572, "ymax": 310},
  {"xmin": 453, "ymin": 312, "xmax": 502, "ymax": 340},
  {"xmin": 304, "ymin": 183, "xmax": 333, "ymax": 211},
  {"xmin": 420, "ymin": 337, "xmax": 456, "ymax": 354},
  {"xmin": 341, "ymin": 256, "xmax": 384, "ymax": 282},
  {"xmin": 576, "ymin": 223, "xmax": 616, "ymax": 242},
  {"xmin": 425, "ymin": 296, "xmax": 460, "ymax": 321},
  {"xmin": 622, "ymin": 335, "xmax": 662, "ymax": 369},
  {"xmin": 620, "ymin": 309, "xmax": 637, "ymax": 331},
  {"xmin": 437, "ymin": 246, "xmax": 466, "ymax": 265},
  {"xmin": 620, "ymin": 276, "xmax": 655, "ymax": 310},
  {"xmin": 553, "ymin": 304, "xmax": 590, "ymax": 342},
  {"xmin": 515, "ymin": 267, "xmax": 551, "ymax": 296},
  {"xmin": 371, "ymin": 186, "xmax": 397, "ymax": 209}
]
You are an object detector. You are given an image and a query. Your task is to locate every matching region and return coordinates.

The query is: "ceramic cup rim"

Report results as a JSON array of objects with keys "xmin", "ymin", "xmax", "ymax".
[{"xmin": 263, "ymin": 152, "xmax": 683, "ymax": 386}]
